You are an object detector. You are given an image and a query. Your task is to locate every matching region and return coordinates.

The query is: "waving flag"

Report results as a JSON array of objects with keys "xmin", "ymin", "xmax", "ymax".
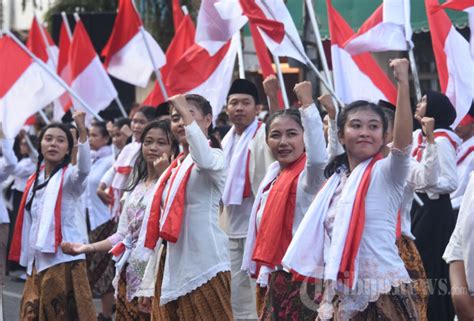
[
  {"xmin": 426, "ymin": 0, "xmax": 474, "ymax": 127},
  {"xmin": 70, "ymin": 21, "xmax": 117, "ymax": 116},
  {"xmin": 27, "ymin": 16, "xmax": 58, "ymax": 67},
  {"xmin": 344, "ymin": 0, "xmax": 411, "ymax": 55},
  {"xmin": 439, "ymin": 0, "xmax": 474, "ymax": 58},
  {"xmin": 54, "ymin": 21, "xmax": 73, "ymax": 120},
  {"xmin": 327, "ymin": 0, "xmax": 397, "ymax": 105},
  {"xmin": 0, "ymin": 36, "xmax": 64, "ymax": 137},
  {"xmin": 102, "ymin": 0, "xmax": 166, "ymax": 87}
]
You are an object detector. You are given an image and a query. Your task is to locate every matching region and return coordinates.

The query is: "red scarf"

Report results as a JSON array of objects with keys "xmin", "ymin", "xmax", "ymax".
[
  {"xmin": 412, "ymin": 131, "xmax": 458, "ymax": 161},
  {"xmin": 338, "ymin": 153, "xmax": 382, "ymax": 287},
  {"xmin": 252, "ymin": 153, "xmax": 306, "ymax": 268},
  {"xmin": 144, "ymin": 154, "xmax": 194, "ymax": 248},
  {"xmin": 9, "ymin": 167, "xmax": 66, "ymax": 263},
  {"xmin": 242, "ymin": 121, "xmax": 263, "ymax": 198},
  {"xmin": 457, "ymin": 146, "xmax": 474, "ymax": 165}
]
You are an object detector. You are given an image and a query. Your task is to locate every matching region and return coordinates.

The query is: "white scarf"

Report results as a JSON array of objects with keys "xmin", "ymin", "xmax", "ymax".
[
  {"xmin": 111, "ymin": 141, "xmax": 141, "ymax": 189},
  {"xmin": 91, "ymin": 145, "xmax": 113, "ymax": 163},
  {"xmin": 221, "ymin": 119, "xmax": 259, "ymax": 206},
  {"xmin": 34, "ymin": 168, "xmax": 66, "ymax": 253},
  {"xmin": 241, "ymin": 161, "xmax": 280, "ymax": 286}
]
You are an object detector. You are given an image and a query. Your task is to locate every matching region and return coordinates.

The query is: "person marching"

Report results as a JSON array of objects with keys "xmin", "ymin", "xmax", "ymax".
[
  {"xmin": 220, "ymin": 78, "xmax": 275, "ymax": 320},
  {"xmin": 241, "ymin": 81, "xmax": 328, "ymax": 320},
  {"xmin": 9, "ymin": 111, "xmax": 96, "ymax": 321},
  {"xmin": 62, "ymin": 120, "xmax": 178, "ymax": 321},
  {"xmin": 138, "ymin": 94, "xmax": 233, "ymax": 320},
  {"xmin": 283, "ymin": 59, "xmax": 419, "ymax": 320}
]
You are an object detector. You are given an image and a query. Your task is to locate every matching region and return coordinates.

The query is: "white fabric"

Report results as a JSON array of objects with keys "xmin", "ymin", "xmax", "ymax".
[
  {"xmin": 20, "ymin": 141, "xmax": 90, "ymax": 274},
  {"xmin": 156, "ymin": 121, "xmax": 230, "ymax": 304},
  {"xmin": 0, "ymin": 139, "xmax": 18, "ymax": 223},
  {"xmin": 107, "ymin": 30, "xmax": 166, "ymax": 88},
  {"xmin": 71, "ymin": 56, "xmax": 118, "ymax": 119},
  {"xmin": 410, "ymin": 129, "xmax": 460, "ymax": 199},
  {"xmin": 283, "ymin": 148, "xmax": 412, "ymax": 320},
  {"xmin": 111, "ymin": 141, "xmax": 141, "ymax": 189},
  {"xmin": 451, "ymin": 136, "xmax": 474, "ymax": 209},
  {"xmin": 221, "ymin": 118, "xmax": 259, "ymax": 206},
  {"xmin": 86, "ymin": 145, "xmax": 114, "ymax": 230},
  {"xmin": 0, "ymin": 62, "xmax": 65, "ymax": 138},
  {"xmin": 242, "ymin": 103, "xmax": 328, "ymax": 285},
  {"xmin": 443, "ymin": 171, "xmax": 474, "ymax": 296},
  {"xmin": 195, "ymin": 0, "xmax": 247, "ymax": 55},
  {"xmin": 331, "ymin": 45, "xmax": 390, "ymax": 105},
  {"xmin": 110, "ymin": 234, "xmax": 133, "ymax": 276},
  {"xmin": 11, "ymin": 157, "xmax": 36, "ymax": 192},
  {"xmin": 444, "ymin": 27, "xmax": 474, "ymax": 128}
]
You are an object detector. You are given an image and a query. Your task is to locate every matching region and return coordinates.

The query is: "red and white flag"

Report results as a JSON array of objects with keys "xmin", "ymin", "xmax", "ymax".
[
  {"xmin": 0, "ymin": 36, "xmax": 64, "ymax": 137},
  {"xmin": 327, "ymin": 0, "xmax": 397, "ymax": 105},
  {"xmin": 344, "ymin": 0, "xmax": 412, "ymax": 55},
  {"xmin": 54, "ymin": 21, "xmax": 73, "ymax": 120},
  {"xmin": 102, "ymin": 0, "xmax": 166, "ymax": 87},
  {"xmin": 426, "ymin": 0, "xmax": 474, "ymax": 127},
  {"xmin": 143, "ymin": 13, "xmax": 196, "ymax": 106},
  {"xmin": 27, "ymin": 16, "xmax": 59, "ymax": 68},
  {"xmin": 439, "ymin": 0, "xmax": 474, "ymax": 58},
  {"xmin": 172, "ymin": 0, "xmax": 185, "ymax": 29},
  {"xmin": 70, "ymin": 21, "xmax": 117, "ymax": 117}
]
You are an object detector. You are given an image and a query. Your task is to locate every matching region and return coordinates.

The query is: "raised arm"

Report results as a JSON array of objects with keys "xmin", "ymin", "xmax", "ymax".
[
  {"xmin": 263, "ymin": 75, "xmax": 282, "ymax": 114},
  {"xmin": 68, "ymin": 111, "xmax": 91, "ymax": 194},
  {"xmin": 318, "ymin": 94, "xmax": 344, "ymax": 160}
]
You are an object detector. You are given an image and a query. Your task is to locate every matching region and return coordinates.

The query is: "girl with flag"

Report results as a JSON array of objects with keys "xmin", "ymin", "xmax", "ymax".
[
  {"xmin": 282, "ymin": 59, "xmax": 419, "ymax": 320},
  {"xmin": 62, "ymin": 120, "xmax": 178, "ymax": 321},
  {"xmin": 241, "ymin": 81, "xmax": 328, "ymax": 320},
  {"xmin": 9, "ymin": 111, "xmax": 97, "ymax": 321},
  {"xmin": 138, "ymin": 94, "xmax": 233, "ymax": 320}
]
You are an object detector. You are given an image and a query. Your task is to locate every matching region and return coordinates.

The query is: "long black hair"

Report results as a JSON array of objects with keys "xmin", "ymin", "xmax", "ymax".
[
  {"xmin": 324, "ymin": 100, "xmax": 388, "ymax": 178},
  {"xmin": 265, "ymin": 108, "xmax": 303, "ymax": 138},
  {"xmin": 126, "ymin": 120, "xmax": 179, "ymax": 191},
  {"xmin": 25, "ymin": 123, "xmax": 74, "ymax": 211},
  {"xmin": 184, "ymin": 94, "xmax": 221, "ymax": 149},
  {"xmin": 91, "ymin": 121, "xmax": 112, "ymax": 145}
]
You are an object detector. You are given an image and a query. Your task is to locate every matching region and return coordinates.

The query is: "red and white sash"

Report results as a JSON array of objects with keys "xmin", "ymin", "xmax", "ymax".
[
  {"xmin": 9, "ymin": 166, "xmax": 67, "ymax": 263},
  {"xmin": 412, "ymin": 129, "xmax": 460, "ymax": 162},
  {"xmin": 221, "ymin": 119, "xmax": 262, "ymax": 205}
]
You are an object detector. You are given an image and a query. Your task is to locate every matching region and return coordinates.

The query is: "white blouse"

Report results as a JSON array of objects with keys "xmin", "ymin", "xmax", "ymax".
[
  {"xmin": 141, "ymin": 121, "xmax": 230, "ymax": 305},
  {"xmin": 0, "ymin": 138, "xmax": 18, "ymax": 224},
  {"xmin": 443, "ymin": 172, "xmax": 474, "ymax": 295},
  {"xmin": 11, "ymin": 157, "xmax": 36, "ymax": 192},
  {"xmin": 20, "ymin": 141, "xmax": 91, "ymax": 274},
  {"xmin": 451, "ymin": 136, "xmax": 474, "ymax": 209}
]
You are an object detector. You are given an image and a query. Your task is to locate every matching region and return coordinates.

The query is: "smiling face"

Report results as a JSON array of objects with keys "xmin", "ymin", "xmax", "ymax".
[
  {"xmin": 227, "ymin": 93, "xmax": 258, "ymax": 132},
  {"xmin": 141, "ymin": 127, "xmax": 172, "ymax": 165},
  {"xmin": 266, "ymin": 115, "xmax": 304, "ymax": 168},
  {"xmin": 339, "ymin": 109, "xmax": 385, "ymax": 165},
  {"xmin": 170, "ymin": 103, "xmax": 212, "ymax": 145},
  {"xmin": 40, "ymin": 127, "xmax": 70, "ymax": 165},
  {"xmin": 131, "ymin": 111, "xmax": 149, "ymax": 141}
]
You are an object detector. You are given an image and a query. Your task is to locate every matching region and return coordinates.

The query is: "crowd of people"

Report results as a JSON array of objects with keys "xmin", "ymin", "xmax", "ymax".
[{"xmin": 0, "ymin": 58, "xmax": 473, "ymax": 321}]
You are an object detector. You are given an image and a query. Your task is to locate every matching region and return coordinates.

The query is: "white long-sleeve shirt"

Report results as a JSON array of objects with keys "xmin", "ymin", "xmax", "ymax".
[
  {"xmin": 11, "ymin": 157, "xmax": 36, "ymax": 192},
  {"xmin": 20, "ymin": 141, "xmax": 91, "ymax": 274},
  {"xmin": 451, "ymin": 136, "xmax": 474, "ymax": 209},
  {"xmin": 0, "ymin": 138, "xmax": 18, "ymax": 223}
]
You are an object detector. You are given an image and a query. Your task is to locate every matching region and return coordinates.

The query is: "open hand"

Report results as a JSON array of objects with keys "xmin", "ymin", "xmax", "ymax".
[{"xmin": 61, "ymin": 242, "xmax": 91, "ymax": 255}]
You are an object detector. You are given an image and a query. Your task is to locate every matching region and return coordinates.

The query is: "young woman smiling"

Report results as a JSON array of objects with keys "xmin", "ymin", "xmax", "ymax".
[
  {"xmin": 9, "ymin": 111, "xmax": 97, "ymax": 321},
  {"xmin": 283, "ymin": 59, "xmax": 419, "ymax": 320},
  {"xmin": 241, "ymin": 81, "xmax": 328, "ymax": 320}
]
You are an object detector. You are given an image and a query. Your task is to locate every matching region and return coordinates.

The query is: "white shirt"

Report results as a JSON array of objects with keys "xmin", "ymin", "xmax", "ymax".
[
  {"xmin": 20, "ymin": 141, "xmax": 91, "ymax": 274},
  {"xmin": 159, "ymin": 121, "xmax": 230, "ymax": 304},
  {"xmin": 0, "ymin": 139, "xmax": 18, "ymax": 223},
  {"xmin": 221, "ymin": 124, "xmax": 274, "ymax": 238},
  {"xmin": 451, "ymin": 136, "xmax": 474, "ymax": 209},
  {"xmin": 11, "ymin": 157, "xmax": 36, "ymax": 192},
  {"xmin": 443, "ymin": 172, "xmax": 474, "ymax": 295}
]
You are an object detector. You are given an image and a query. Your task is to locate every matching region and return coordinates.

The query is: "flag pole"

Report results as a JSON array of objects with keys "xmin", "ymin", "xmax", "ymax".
[
  {"xmin": 260, "ymin": 1, "xmax": 344, "ymax": 107},
  {"xmin": 235, "ymin": 32, "xmax": 246, "ymax": 79},
  {"xmin": 273, "ymin": 54, "xmax": 290, "ymax": 109},
  {"xmin": 72, "ymin": 13, "xmax": 128, "ymax": 118},
  {"xmin": 5, "ymin": 31, "xmax": 104, "ymax": 121},
  {"xmin": 404, "ymin": 0, "xmax": 422, "ymax": 102},
  {"xmin": 139, "ymin": 26, "xmax": 169, "ymax": 100}
]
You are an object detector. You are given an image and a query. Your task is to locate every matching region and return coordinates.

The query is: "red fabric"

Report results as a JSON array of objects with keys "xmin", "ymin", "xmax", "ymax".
[
  {"xmin": 412, "ymin": 132, "xmax": 424, "ymax": 161},
  {"xmin": 249, "ymin": 24, "xmax": 285, "ymax": 108},
  {"xmin": 242, "ymin": 121, "xmax": 263, "ymax": 198},
  {"xmin": 116, "ymin": 166, "xmax": 132, "ymax": 175},
  {"xmin": 110, "ymin": 241, "xmax": 126, "ymax": 257},
  {"xmin": 434, "ymin": 131, "xmax": 459, "ymax": 150},
  {"xmin": 9, "ymin": 167, "xmax": 66, "ymax": 262},
  {"xmin": 159, "ymin": 160, "xmax": 194, "ymax": 243},
  {"xmin": 252, "ymin": 154, "xmax": 307, "ymax": 268},
  {"xmin": 102, "ymin": 0, "xmax": 142, "ymax": 68},
  {"xmin": 458, "ymin": 114, "xmax": 474, "ymax": 127},
  {"xmin": 338, "ymin": 153, "xmax": 382, "ymax": 288},
  {"xmin": 238, "ymin": 0, "xmax": 285, "ymax": 44},
  {"xmin": 69, "ymin": 21, "xmax": 97, "ymax": 79},
  {"xmin": 144, "ymin": 156, "xmax": 182, "ymax": 249},
  {"xmin": 457, "ymin": 146, "xmax": 474, "ymax": 165},
  {"xmin": 0, "ymin": 37, "xmax": 32, "ymax": 98},
  {"xmin": 57, "ymin": 22, "xmax": 71, "ymax": 75},
  {"xmin": 343, "ymin": 5, "xmax": 383, "ymax": 48},
  {"xmin": 396, "ymin": 210, "xmax": 402, "ymax": 240},
  {"xmin": 425, "ymin": 0, "xmax": 453, "ymax": 93},
  {"xmin": 172, "ymin": 0, "xmax": 185, "ymax": 30},
  {"xmin": 439, "ymin": 0, "xmax": 474, "ymax": 13},
  {"xmin": 326, "ymin": 0, "xmax": 397, "ymax": 104},
  {"xmin": 26, "ymin": 17, "xmax": 54, "ymax": 63}
]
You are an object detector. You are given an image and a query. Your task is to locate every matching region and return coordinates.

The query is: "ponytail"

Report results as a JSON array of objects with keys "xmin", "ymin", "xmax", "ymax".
[{"xmin": 324, "ymin": 152, "xmax": 349, "ymax": 178}]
